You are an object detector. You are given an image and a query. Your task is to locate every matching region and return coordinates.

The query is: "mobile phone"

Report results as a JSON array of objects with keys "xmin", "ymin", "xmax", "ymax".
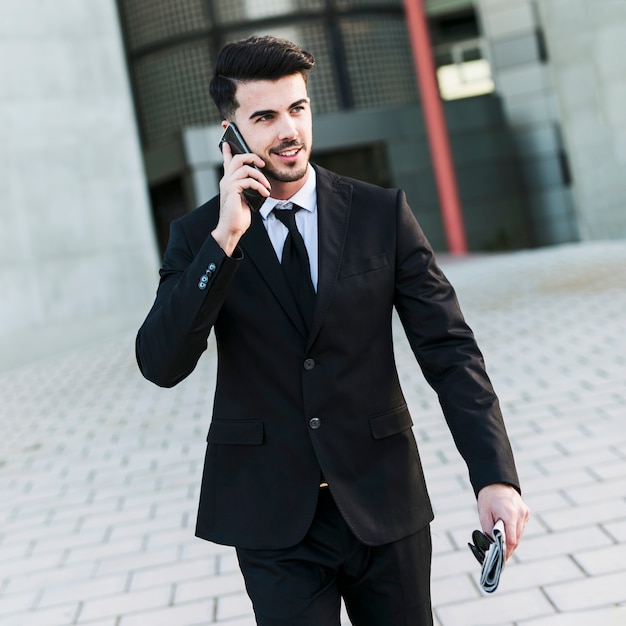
[{"xmin": 219, "ymin": 123, "xmax": 268, "ymax": 211}]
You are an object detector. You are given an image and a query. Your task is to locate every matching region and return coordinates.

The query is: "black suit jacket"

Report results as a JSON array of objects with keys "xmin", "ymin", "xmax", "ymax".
[{"xmin": 136, "ymin": 165, "xmax": 519, "ymax": 550}]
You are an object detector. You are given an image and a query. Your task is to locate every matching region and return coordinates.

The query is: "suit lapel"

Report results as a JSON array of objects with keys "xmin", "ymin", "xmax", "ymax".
[
  {"xmin": 309, "ymin": 166, "xmax": 353, "ymax": 346},
  {"xmin": 240, "ymin": 211, "xmax": 309, "ymax": 337},
  {"xmin": 239, "ymin": 167, "xmax": 353, "ymax": 342}
]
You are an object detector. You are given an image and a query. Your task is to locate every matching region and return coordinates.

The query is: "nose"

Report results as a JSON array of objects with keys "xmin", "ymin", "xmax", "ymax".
[{"xmin": 277, "ymin": 114, "xmax": 298, "ymax": 140}]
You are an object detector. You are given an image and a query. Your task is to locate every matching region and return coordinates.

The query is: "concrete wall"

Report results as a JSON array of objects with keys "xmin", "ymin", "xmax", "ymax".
[
  {"xmin": 475, "ymin": 0, "xmax": 580, "ymax": 246},
  {"xmin": 0, "ymin": 0, "xmax": 159, "ymax": 370},
  {"xmin": 537, "ymin": 0, "xmax": 626, "ymax": 240}
]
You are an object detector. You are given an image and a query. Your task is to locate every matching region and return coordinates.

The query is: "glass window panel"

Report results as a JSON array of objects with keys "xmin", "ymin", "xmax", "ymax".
[
  {"xmin": 437, "ymin": 59, "xmax": 494, "ymax": 100},
  {"xmin": 134, "ymin": 42, "xmax": 220, "ymax": 148},
  {"xmin": 340, "ymin": 16, "xmax": 419, "ymax": 109},
  {"xmin": 119, "ymin": 0, "xmax": 211, "ymax": 51},
  {"xmin": 223, "ymin": 23, "xmax": 341, "ymax": 114},
  {"xmin": 213, "ymin": 0, "xmax": 325, "ymax": 25}
]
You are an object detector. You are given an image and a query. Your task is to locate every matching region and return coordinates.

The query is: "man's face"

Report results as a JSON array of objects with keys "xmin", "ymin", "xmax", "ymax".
[{"xmin": 227, "ymin": 73, "xmax": 313, "ymax": 197}]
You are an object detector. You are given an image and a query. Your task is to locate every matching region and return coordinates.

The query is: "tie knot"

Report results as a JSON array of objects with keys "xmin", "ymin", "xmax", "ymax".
[{"xmin": 273, "ymin": 203, "xmax": 301, "ymax": 232}]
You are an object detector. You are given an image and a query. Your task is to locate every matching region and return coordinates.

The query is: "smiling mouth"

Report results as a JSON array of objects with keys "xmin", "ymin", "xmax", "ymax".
[
  {"xmin": 272, "ymin": 142, "xmax": 304, "ymax": 159},
  {"xmin": 277, "ymin": 148, "xmax": 300, "ymax": 157}
]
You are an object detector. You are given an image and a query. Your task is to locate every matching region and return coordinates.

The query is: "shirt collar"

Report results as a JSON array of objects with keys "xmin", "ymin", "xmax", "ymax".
[{"xmin": 260, "ymin": 165, "xmax": 317, "ymax": 219}]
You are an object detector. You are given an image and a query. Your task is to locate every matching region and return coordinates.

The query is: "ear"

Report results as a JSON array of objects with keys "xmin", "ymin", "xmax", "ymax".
[{"xmin": 221, "ymin": 120, "xmax": 229, "ymax": 130}]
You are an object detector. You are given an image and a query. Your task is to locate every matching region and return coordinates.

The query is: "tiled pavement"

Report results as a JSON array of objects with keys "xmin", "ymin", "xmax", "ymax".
[{"xmin": 1, "ymin": 240, "xmax": 625, "ymax": 626}]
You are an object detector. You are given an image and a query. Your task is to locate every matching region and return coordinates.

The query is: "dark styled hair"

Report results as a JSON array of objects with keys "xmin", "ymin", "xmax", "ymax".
[{"xmin": 209, "ymin": 35, "xmax": 315, "ymax": 120}]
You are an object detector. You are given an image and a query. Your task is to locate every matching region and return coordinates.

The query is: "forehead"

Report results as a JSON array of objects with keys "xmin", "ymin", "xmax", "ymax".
[{"xmin": 234, "ymin": 74, "xmax": 308, "ymax": 116}]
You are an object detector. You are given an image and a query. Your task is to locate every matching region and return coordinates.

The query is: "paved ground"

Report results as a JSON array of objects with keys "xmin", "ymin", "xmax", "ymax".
[{"xmin": 1, "ymin": 240, "xmax": 625, "ymax": 626}]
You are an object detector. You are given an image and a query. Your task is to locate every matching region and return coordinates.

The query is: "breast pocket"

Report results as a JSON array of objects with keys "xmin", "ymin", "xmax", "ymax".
[{"xmin": 338, "ymin": 253, "xmax": 389, "ymax": 280}]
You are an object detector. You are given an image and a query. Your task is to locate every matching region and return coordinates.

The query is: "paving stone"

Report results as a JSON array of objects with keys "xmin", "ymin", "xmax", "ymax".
[
  {"xmin": 603, "ymin": 519, "xmax": 626, "ymax": 542},
  {"xmin": 490, "ymin": 555, "xmax": 585, "ymax": 592},
  {"xmin": 520, "ymin": 469, "xmax": 597, "ymax": 496},
  {"xmin": 79, "ymin": 586, "xmax": 172, "ymax": 622},
  {"xmin": 564, "ymin": 476, "xmax": 626, "ymax": 506},
  {"xmin": 215, "ymin": 591, "xmax": 254, "ymax": 621},
  {"xmin": 36, "ymin": 574, "xmax": 128, "ymax": 609},
  {"xmin": 543, "ymin": 570, "xmax": 626, "ymax": 612},
  {"xmin": 63, "ymin": 537, "xmax": 144, "ymax": 567},
  {"xmin": 1, "ymin": 561, "xmax": 96, "ymax": 596},
  {"xmin": 522, "ymin": 489, "xmax": 573, "ymax": 515},
  {"xmin": 572, "ymin": 542, "xmax": 626, "ymax": 576},
  {"xmin": 435, "ymin": 588, "xmax": 555, "ymax": 625},
  {"xmin": 431, "ymin": 573, "xmax": 478, "ymax": 605},
  {"xmin": 517, "ymin": 604, "xmax": 626, "ymax": 625},
  {"xmin": 115, "ymin": 599, "xmax": 214, "ymax": 626},
  {"xmin": 0, "ymin": 590, "xmax": 37, "ymax": 617},
  {"xmin": 0, "ymin": 603, "xmax": 80, "ymax": 626},
  {"xmin": 93, "ymin": 545, "xmax": 180, "ymax": 577},
  {"xmin": 128, "ymin": 557, "xmax": 217, "ymax": 591},
  {"xmin": 514, "ymin": 525, "xmax": 614, "ymax": 563},
  {"xmin": 175, "ymin": 571, "xmax": 247, "ymax": 604},
  {"xmin": 431, "ymin": 547, "xmax": 477, "ymax": 580},
  {"xmin": 539, "ymin": 500, "xmax": 626, "ymax": 532}
]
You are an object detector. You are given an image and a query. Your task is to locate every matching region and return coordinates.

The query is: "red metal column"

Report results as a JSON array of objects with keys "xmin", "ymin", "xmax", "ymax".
[{"xmin": 403, "ymin": 0, "xmax": 468, "ymax": 254}]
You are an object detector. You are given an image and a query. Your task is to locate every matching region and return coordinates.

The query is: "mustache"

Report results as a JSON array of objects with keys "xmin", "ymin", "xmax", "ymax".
[{"xmin": 270, "ymin": 140, "xmax": 305, "ymax": 153}]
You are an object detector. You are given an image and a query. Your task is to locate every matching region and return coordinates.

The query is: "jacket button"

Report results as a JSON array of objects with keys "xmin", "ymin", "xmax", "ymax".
[
  {"xmin": 303, "ymin": 358, "xmax": 316, "ymax": 371},
  {"xmin": 309, "ymin": 417, "xmax": 321, "ymax": 430}
]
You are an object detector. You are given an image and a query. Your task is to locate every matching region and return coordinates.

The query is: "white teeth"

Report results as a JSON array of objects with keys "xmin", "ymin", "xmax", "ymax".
[{"xmin": 279, "ymin": 149, "xmax": 299, "ymax": 157}]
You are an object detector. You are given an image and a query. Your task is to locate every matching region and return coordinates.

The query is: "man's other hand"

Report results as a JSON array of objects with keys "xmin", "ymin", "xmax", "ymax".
[{"xmin": 477, "ymin": 483, "xmax": 530, "ymax": 560}]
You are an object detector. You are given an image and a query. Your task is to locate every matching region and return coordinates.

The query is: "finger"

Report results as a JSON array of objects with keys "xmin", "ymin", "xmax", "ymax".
[
  {"xmin": 222, "ymin": 164, "xmax": 270, "ymax": 199},
  {"xmin": 478, "ymin": 502, "xmax": 499, "ymax": 537},
  {"xmin": 224, "ymin": 157, "xmax": 269, "ymax": 193},
  {"xmin": 221, "ymin": 140, "xmax": 233, "ymax": 166},
  {"xmin": 479, "ymin": 514, "xmax": 494, "ymax": 537},
  {"xmin": 505, "ymin": 523, "xmax": 518, "ymax": 559},
  {"xmin": 228, "ymin": 150, "xmax": 266, "ymax": 171},
  {"xmin": 241, "ymin": 165, "xmax": 270, "ymax": 193},
  {"xmin": 504, "ymin": 509, "xmax": 529, "ymax": 559},
  {"xmin": 511, "ymin": 504, "xmax": 530, "ymax": 557}
]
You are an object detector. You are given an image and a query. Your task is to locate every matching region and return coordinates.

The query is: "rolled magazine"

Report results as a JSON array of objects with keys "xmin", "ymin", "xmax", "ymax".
[{"xmin": 468, "ymin": 519, "xmax": 507, "ymax": 593}]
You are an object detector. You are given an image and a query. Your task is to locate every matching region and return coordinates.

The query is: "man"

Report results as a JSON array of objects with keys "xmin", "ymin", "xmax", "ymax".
[{"xmin": 136, "ymin": 35, "xmax": 529, "ymax": 625}]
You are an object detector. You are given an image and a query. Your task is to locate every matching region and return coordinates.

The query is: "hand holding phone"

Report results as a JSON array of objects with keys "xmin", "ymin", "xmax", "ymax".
[{"xmin": 219, "ymin": 124, "xmax": 269, "ymax": 211}]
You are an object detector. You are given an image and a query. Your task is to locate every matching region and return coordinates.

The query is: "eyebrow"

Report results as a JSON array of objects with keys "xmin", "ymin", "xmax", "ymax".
[{"xmin": 248, "ymin": 98, "xmax": 310, "ymax": 121}]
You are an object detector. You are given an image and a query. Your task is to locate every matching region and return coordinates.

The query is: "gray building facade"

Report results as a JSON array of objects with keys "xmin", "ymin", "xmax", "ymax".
[
  {"xmin": 2, "ymin": 0, "xmax": 625, "ymax": 369},
  {"xmin": 118, "ymin": 0, "xmax": 539, "ymax": 253},
  {"xmin": 117, "ymin": 0, "xmax": 626, "ymax": 256}
]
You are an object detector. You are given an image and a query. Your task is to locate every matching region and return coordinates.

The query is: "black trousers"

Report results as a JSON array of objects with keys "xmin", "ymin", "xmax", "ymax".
[{"xmin": 236, "ymin": 488, "xmax": 433, "ymax": 626}]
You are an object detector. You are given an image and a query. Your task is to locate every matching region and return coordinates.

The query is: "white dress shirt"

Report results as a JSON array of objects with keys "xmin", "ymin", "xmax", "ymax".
[{"xmin": 259, "ymin": 165, "xmax": 318, "ymax": 291}]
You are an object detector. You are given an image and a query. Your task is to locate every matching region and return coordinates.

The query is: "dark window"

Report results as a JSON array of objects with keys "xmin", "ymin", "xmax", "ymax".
[{"xmin": 149, "ymin": 178, "xmax": 187, "ymax": 255}]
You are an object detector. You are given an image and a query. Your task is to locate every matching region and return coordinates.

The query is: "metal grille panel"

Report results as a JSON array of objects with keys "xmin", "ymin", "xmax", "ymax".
[
  {"xmin": 133, "ymin": 42, "xmax": 219, "ymax": 147},
  {"xmin": 120, "ymin": 0, "xmax": 211, "ymax": 51},
  {"xmin": 222, "ymin": 22, "xmax": 341, "ymax": 114},
  {"xmin": 213, "ymin": 0, "xmax": 325, "ymax": 25},
  {"xmin": 340, "ymin": 16, "xmax": 419, "ymax": 109},
  {"xmin": 119, "ymin": 0, "xmax": 414, "ymax": 148}
]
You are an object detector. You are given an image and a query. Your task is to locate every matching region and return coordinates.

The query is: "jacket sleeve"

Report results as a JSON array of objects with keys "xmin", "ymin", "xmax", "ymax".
[
  {"xmin": 392, "ymin": 190, "xmax": 520, "ymax": 496},
  {"xmin": 136, "ymin": 218, "xmax": 242, "ymax": 388}
]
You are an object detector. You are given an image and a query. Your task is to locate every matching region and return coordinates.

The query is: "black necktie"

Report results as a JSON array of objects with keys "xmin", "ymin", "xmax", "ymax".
[{"xmin": 273, "ymin": 203, "xmax": 316, "ymax": 329}]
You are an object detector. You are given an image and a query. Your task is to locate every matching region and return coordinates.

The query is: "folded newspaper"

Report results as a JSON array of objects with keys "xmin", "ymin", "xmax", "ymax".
[{"xmin": 468, "ymin": 519, "xmax": 507, "ymax": 593}]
